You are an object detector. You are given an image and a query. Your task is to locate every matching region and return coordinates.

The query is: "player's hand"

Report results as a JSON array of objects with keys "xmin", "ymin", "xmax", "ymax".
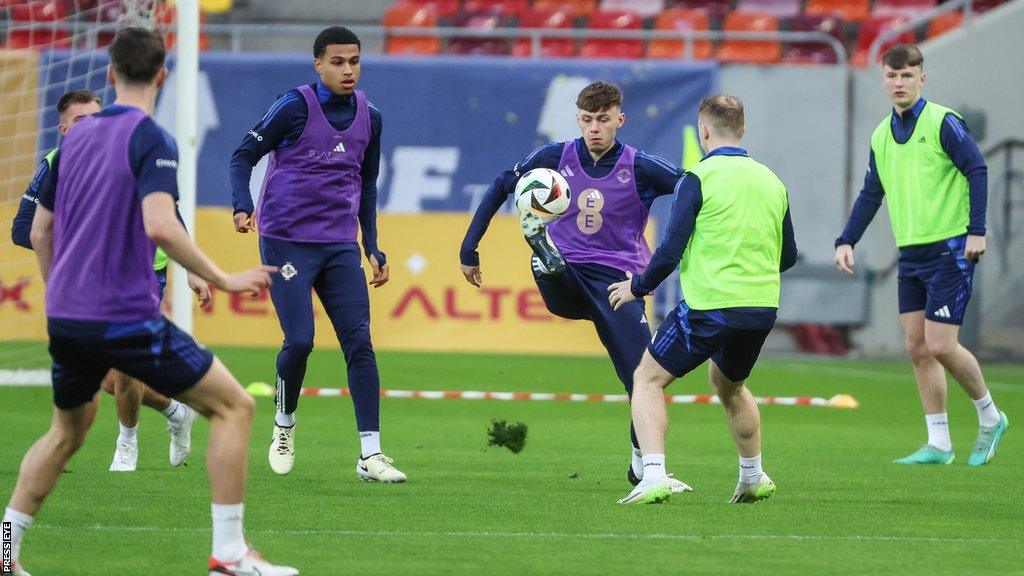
[
  {"xmin": 965, "ymin": 234, "xmax": 986, "ymax": 262},
  {"xmin": 233, "ymin": 212, "xmax": 254, "ymax": 233},
  {"xmin": 369, "ymin": 254, "xmax": 389, "ymax": 288},
  {"xmin": 218, "ymin": 265, "xmax": 277, "ymax": 296},
  {"xmin": 834, "ymin": 244, "xmax": 855, "ymax": 275},
  {"xmin": 461, "ymin": 264, "xmax": 482, "ymax": 287},
  {"xmin": 187, "ymin": 272, "xmax": 213, "ymax": 311},
  {"xmin": 607, "ymin": 272, "xmax": 636, "ymax": 311}
]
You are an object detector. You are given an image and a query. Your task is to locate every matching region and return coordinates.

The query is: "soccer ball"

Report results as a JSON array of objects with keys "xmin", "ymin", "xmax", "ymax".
[{"xmin": 514, "ymin": 168, "xmax": 571, "ymax": 222}]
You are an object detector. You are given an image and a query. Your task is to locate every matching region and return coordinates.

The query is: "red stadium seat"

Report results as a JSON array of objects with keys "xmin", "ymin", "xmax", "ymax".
[
  {"xmin": 6, "ymin": 1, "xmax": 71, "ymax": 49},
  {"xmin": 971, "ymin": 0, "xmax": 1004, "ymax": 12},
  {"xmin": 805, "ymin": 0, "xmax": 870, "ymax": 22},
  {"xmin": 717, "ymin": 12, "xmax": 781, "ymax": 64},
  {"xmin": 531, "ymin": 0, "xmax": 598, "ymax": 17},
  {"xmin": 851, "ymin": 15, "xmax": 913, "ymax": 65},
  {"xmin": 781, "ymin": 15, "xmax": 845, "ymax": 64},
  {"xmin": 156, "ymin": 4, "xmax": 212, "ymax": 51},
  {"xmin": 599, "ymin": 0, "xmax": 665, "ymax": 17},
  {"xmin": 512, "ymin": 9, "xmax": 577, "ymax": 57},
  {"xmin": 579, "ymin": 10, "xmax": 643, "ymax": 59},
  {"xmin": 463, "ymin": 0, "xmax": 531, "ymax": 17},
  {"xmin": 735, "ymin": 0, "xmax": 800, "ymax": 19},
  {"xmin": 447, "ymin": 12, "xmax": 512, "ymax": 55},
  {"xmin": 926, "ymin": 11, "xmax": 962, "ymax": 39},
  {"xmin": 401, "ymin": 0, "xmax": 462, "ymax": 18},
  {"xmin": 647, "ymin": 8, "xmax": 713, "ymax": 60},
  {"xmin": 383, "ymin": 2, "xmax": 442, "ymax": 55},
  {"xmin": 872, "ymin": 0, "xmax": 936, "ymax": 19},
  {"xmin": 673, "ymin": 0, "xmax": 734, "ymax": 20}
]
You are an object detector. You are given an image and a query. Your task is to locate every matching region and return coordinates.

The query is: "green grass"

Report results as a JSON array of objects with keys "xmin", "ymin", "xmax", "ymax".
[{"xmin": 1, "ymin": 346, "xmax": 1023, "ymax": 575}]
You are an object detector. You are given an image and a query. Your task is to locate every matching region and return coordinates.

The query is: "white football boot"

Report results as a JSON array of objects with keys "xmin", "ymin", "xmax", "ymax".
[
  {"xmin": 168, "ymin": 404, "xmax": 197, "ymax": 467},
  {"xmin": 268, "ymin": 425, "xmax": 295, "ymax": 475},
  {"xmin": 356, "ymin": 453, "xmax": 407, "ymax": 483},
  {"xmin": 208, "ymin": 547, "xmax": 299, "ymax": 576},
  {"xmin": 109, "ymin": 440, "xmax": 138, "ymax": 472}
]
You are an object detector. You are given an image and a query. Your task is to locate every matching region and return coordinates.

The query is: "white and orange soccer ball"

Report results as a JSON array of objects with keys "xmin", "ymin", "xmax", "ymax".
[{"xmin": 514, "ymin": 168, "xmax": 571, "ymax": 223}]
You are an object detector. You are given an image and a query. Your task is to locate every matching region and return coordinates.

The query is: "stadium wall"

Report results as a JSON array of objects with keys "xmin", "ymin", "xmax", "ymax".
[{"xmin": 848, "ymin": 0, "xmax": 1024, "ymax": 357}]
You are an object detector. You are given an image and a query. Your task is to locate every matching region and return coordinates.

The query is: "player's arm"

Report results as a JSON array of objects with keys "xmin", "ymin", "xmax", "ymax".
[
  {"xmin": 834, "ymin": 150, "xmax": 885, "ymax": 274},
  {"xmin": 11, "ymin": 157, "xmax": 50, "ymax": 250},
  {"xmin": 780, "ymin": 205, "xmax": 798, "ymax": 272},
  {"xmin": 135, "ymin": 119, "xmax": 275, "ymax": 293},
  {"xmin": 940, "ymin": 113, "xmax": 988, "ymax": 261},
  {"xmin": 28, "ymin": 150, "xmax": 60, "ymax": 279},
  {"xmin": 459, "ymin": 143, "xmax": 560, "ymax": 287},
  {"xmin": 228, "ymin": 90, "xmax": 304, "ymax": 232},
  {"xmin": 608, "ymin": 175, "xmax": 701, "ymax": 310},
  {"xmin": 635, "ymin": 150, "xmax": 684, "ymax": 208},
  {"xmin": 359, "ymin": 105, "xmax": 388, "ymax": 288}
]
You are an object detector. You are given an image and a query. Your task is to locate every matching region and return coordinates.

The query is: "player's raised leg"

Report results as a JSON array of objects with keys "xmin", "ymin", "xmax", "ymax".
[
  {"xmin": 260, "ymin": 236, "xmax": 320, "ymax": 475},
  {"xmin": 315, "ymin": 245, "xmax": 406, "ymax": 482},
  {"xmin": 895, "ymin": 311, "xmax": 956, "ymax": 464},
  {"xmin": 924, "ymin": 320, "xmax": 1008, "ymax": 466}
]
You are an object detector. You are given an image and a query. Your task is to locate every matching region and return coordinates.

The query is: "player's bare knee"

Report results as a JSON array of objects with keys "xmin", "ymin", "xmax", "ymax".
[
  {"xmin": 905, "ymin": 337, "xmax": 932, "ymax": 364},
  {"xmin": 926, "ymin": 338, "xmax": 957, "ymax": 361}
]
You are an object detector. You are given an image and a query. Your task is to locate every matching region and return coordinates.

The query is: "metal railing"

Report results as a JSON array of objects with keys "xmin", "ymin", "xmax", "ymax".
[{"xmin": 0, "ymin": 20, "xmax": 847, "ymax": 63}]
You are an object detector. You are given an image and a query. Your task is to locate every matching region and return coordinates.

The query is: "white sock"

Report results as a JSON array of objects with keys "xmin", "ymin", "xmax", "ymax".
[
  {"xmin": 926, "ymin": 413, "xmax": 953, "ymax": 451},
  {"xmin": 211, "ymin": 503, "xmax": 247, "ymax": 562},
  {"xmin": 4, "ymin": 507, "xmax": 33, "ymax": 565},
  {"xmin": 639, "ymin": 454, "xmax": 666, "ymax": 484},
  {"xmin": 117, "ymin": 423, "xmax": 138, "ymax": 444},
  {"xmin": 162, "ymin": 399, "xmax": 187, "ymax": 426},
  {"xmin": 973, "ymin": 392, "xmax": 1000, "ymax": 428},
  {"xmin": 739, "ymin": 454, "xmax": 764, "ymax": 484},
  {"xmin": 360, "ymin": 431, "xmax": 381, "ymax": 458},
  {"xmin": 630, "ymin": 447, "xmax": 643, "ymax": 479},
  {"xmin": 275, "ymin": 411, "xmax": 295, "ymax": 428}
]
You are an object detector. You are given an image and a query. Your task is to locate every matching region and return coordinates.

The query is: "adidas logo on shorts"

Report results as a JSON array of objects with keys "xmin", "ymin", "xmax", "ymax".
[{"xmin": 933, "ymin": 305, "xmax": 952, "ymax": 319}]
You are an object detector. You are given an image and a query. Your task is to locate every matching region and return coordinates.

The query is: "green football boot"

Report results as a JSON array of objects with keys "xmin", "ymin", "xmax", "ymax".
[
  {"xmin": 893, "ymin": 444, "xmax": 955, "ymax": 465},
  {"xmin": 618, "ymin": 479, "xmax": 673, "ymax": 505},
  {"xmin": 968, "ymin": 411, "xmax": 1009, "ymax": 466},
  {"xmin": 730, "ymin": 473, "xmax": 776, "ymax": 504}
]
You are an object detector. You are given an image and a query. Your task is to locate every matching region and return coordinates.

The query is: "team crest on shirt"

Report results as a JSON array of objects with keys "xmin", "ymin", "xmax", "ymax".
[
  {"xmin": 616, "ymin": 168, "xmax": 632, "ymax": 183},
  {"xmin": 281, "ymin": 262, "xmax": 298, "ymax": 281}
]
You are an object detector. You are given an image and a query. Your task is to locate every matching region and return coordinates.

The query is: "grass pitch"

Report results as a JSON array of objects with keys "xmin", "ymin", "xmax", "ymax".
[{"xmin": 1, "ymin": 346, "xmax": 1022, "ymax": 575}]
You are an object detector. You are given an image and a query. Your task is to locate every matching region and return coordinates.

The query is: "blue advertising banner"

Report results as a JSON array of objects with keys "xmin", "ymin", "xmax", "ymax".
[{"xmin": 39, "ymin": 53, "xmax": 716, "ymax": 212}]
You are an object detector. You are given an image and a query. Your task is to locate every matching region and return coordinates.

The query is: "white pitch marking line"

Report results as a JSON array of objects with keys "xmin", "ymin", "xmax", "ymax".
[{"xmin": 32, "ymin": 524, "xmax": 1019, "ymax": 544}]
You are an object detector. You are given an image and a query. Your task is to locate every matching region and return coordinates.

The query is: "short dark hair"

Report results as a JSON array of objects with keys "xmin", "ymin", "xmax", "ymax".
[
  {"xmin": 576, "ymin": 81, "xmax": 623, "ymax": 113},
  {"xmin": 314, "ymin": 26, "xmax": 361, "ymax": 58},
  {"xmin": 57, "ymin": 90, "xmax": 100, "ymax": 115},
  {"xmin": 882, "ymin": 44, "xmax": 924, "ymax": 69},
  {"xmin": 109, "ymin": 27, "xmax": 166, "ymax": 85},
  {"xmin": 698, "ymin": 93, "xmax": 745, "ymax": 138}
]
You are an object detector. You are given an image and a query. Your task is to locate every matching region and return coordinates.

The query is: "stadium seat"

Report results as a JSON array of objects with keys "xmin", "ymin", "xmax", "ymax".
[
  {"xmin": 512, "ymin": 8, "xmax": 577, "ymax": 57},
  {"xmin": 781, "ymin": 15, "xmax": 845, "ymax": 64},
  {"xmin": 6, "ymin": 1, "xmax": 71, "ymax": 49},
  {"xmin": 156, "ymin": 4, "xmax": 212, "ymax": 51},
  {"xmin": 579, "ymin": 10, "xmax": 643, "ymax": 59},
  {"xmin": 531, "ymin": 0, "xmax": 598, "ymax": 17},
  {"xmin": 972, "ymin": 0, "xmax": 1005, "ymax": 12},
  {"xmin": 447, "ymin": 12, "xmax": 512, "ymax": 55},
  {"xmin": 401, "ymin": 0, "xmax": 462, "ymax": 19},
  {"xmin": 647, "ymin": 7, "xmax": 713, "ymax": 60},
  {"xmin": 804, "ymin": 0, "xmax": 870, "ymax": 22},
  {"xmin": 717, "ymin": 12, "xmax": 781, "ymax": 64},
  {"xmin": 599, "ymin": 0, "xmax": 665, "ymax": 17},
  {"xmin": 673, "ymin": 0, "xmax": 735, "ymax": 20},
  {"xmin": 383, "ymin": 2, "xmax": 441, "ymax": 55},
  {"xmin": 851, "ymin": 15, "xmax": 913, "ymax": 65},
  {"xmin": 463, "ymin": 0, "xmax": 531, "ymax": 17},
  {"xmin": 735, "ymin": 0, "xmax": 800, "ymax": 19},
  {"xmin": 871, "ymin": 0, "xmax": 936, "ymax": 19},
  {"xmin": 925, "ymin": 11, "xmax": 962, "ymax": 39}
]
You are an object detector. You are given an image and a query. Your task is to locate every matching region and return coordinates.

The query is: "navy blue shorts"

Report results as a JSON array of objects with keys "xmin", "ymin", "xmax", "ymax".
[
  {"xmin": 47, "ymin": 317, "xmax": 214, "ymax": 409},
  {"xmin": 155, "ymin": 267, "xmax": 168, "ymax": 302},
  {"xmin": 648, "ymin": 301, "xmax": 775, "ymax": 382},
  {"xmin": 897, "ymin": 235, "xmax": 975, "ymax": 325}
]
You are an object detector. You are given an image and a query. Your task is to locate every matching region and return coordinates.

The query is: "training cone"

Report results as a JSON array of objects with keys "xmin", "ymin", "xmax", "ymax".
[
  {"xmin": 827, "ymin": 394, "xmax": 860, "ymax": 409},
  {"xmin": 246, "ymin": 381, "xmax": 275, "ymax": 397}
]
